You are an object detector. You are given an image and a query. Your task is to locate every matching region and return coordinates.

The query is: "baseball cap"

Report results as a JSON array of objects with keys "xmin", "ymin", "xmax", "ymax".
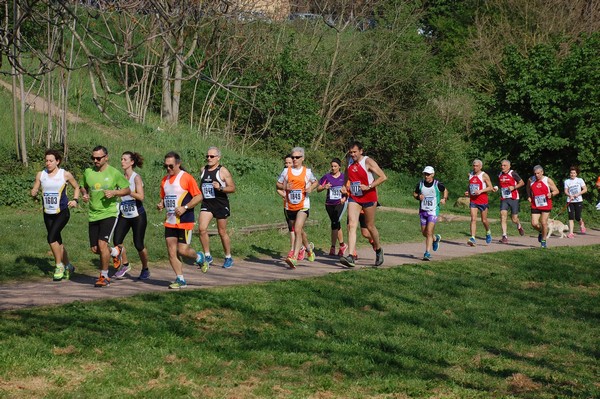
[{"xmin": 422, "ymin": 166, "xmax": 435, "ymax": 174}]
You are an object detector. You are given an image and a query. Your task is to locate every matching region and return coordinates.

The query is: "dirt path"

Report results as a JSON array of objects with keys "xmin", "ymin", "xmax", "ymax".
[{"xmin": 1, "ymin": 229, "xmax": 598, "ymax": 311}]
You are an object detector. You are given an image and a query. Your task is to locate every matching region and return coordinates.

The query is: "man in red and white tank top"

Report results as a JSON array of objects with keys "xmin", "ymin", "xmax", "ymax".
[
  {"xmin": 464, "ymin": 159, "xmax": 494, "ymax": 246},
  {"xmin": 526, "ymin": 165, "xmax": 559, "ymax": 248},
  {"xmin": 340, "ymin": 141, "xmax": 387, "ymax": 268},
  {"xmin": 497, "ymin": 159, "xmax": 525, "ymax": 243}
]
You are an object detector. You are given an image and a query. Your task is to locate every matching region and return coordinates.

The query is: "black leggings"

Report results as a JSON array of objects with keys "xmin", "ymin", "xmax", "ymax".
[
  {"xmin": 43, "ymin": 209, "xmax": 70, "ymax": 244},
  {"xmin": 113, "ymin": 212, "xmax": 147, "ymax": 252},
  {"xmin": 326, "ymin": 203, "xmax": 345, "ymax": 230},
  {"xmin": 567, "ymin": 202, "xmax": 583, "ymax": 222}
]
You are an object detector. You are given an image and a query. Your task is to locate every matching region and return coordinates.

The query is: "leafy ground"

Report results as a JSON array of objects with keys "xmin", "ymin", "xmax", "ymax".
[{"xmin": 0, "ymin": 246, "xmax": 598, "ymax": 398}]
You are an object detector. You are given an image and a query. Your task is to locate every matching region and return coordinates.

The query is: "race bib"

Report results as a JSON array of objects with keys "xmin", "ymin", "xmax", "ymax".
[
  {"xmin": 350, "ymin": 181, "xmax": 363, "ymax": 196},
  {"xmin": 164, "ymin": 194, "xmax": 178, "ymax": 224},
  {"xmin": 422, "ymin": 196, "xmax": 436, "ymax": 212},
  {"xmin": 120, "ymin": 200, "xmax": 139, "ymax": 218},
  {"xmin": 501, "ymin": 187, "xmax": 512, "ymax": 199},
  {"xmin": 534, "ymin": 195, "xmax": 548, "ymax": 208},
  {"xmin": 568, "ymin": 185, "xmax": 580, "ymax": 196},
  {"xmin": 288, "ymin": 189, "xmax": 302, "ymax": 205},
  {"xmin": 469, "ymin": 184, "xmax": 479, "ymax": 195},
  {"xmin": 202, "ymin": 183, "xmax": 215, "ymax": 199},
  {"xmin": 329, "ymin": 186, "xmax": 342, "ymax": 201},
  {"xmin": 43, "ymin": 192, "xmax": 60, "ymax": 213}
]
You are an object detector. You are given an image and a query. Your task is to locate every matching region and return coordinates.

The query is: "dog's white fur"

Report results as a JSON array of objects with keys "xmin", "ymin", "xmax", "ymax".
[{"xmin": 547, "ymin": 218, "xmax": 568, "ymax": 239}]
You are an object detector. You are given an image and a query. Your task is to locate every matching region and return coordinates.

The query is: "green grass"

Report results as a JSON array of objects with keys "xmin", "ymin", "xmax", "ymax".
[{"xmin": 0, "ymin": 246, "xmax": 598, "ymax": 398}]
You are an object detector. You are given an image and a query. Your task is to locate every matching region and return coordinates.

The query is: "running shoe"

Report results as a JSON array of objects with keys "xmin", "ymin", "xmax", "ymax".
[
  {"xmin": 432, "ymin": 234, "xmax": 441, "ymax": 252},
  {"xmin": 94, "ymin": 275, "xmax": 110, "ymax": 287},
  {"xmin": 467, "ymin": 237, "xmax": 476, "ymax": 246},
  {"xmin": 340, "ymin": 255, "xmax": 356, "ymax": 268},
  {"xmin": 308, "ymin": 242, "xmax": 315, "ymax": 253},
  {"xmin": 285, "ymin": 256, "xmax": 297, "ymax": 269},
  {"xmin": 580, "ymin": 221, "xmax": 586, "ymax": 234},
  {"xmin": 307, "ymin": 250, "xmax": 315, "ymax": 262},
  {"xmin": 567, "ymin": 233, "xmax": 575, "ymax": 239},
  {"xmin": 375, "ymin": 248, "xmax": 384, "ymax": 266},
  {"xmin": 499, "ymin": 236, "xmax": 509, "ymax": 244},
  {"xmin": 287, "ymin": 250, "xmax": 295, "ymax": 259},
  {"xmin": 138, "ymin": 268, "xmax": 151, "ymax": 280},
  {"xmin": 537, "ymin": 233, "xmax": 542, "ymax": 243},
  {"xmin": 64, "ymin": 264, "xmax": 75, "ymax": 280},
  {"xmin": 223, "ymin": 257, "xmax": 234, "ymax": 269},
  {"xmin": 201, "ymin": 255, "xmax": 213, "ymax": 273},
  {"xmin": 53, "ymin": 264, "xmax": 65, "ymax": 281},
  {"xmin": 517, "ymin": 224, "xmax": 525, "ymax": 236},
  {"xmin": 114, "ymin": 263, "xmax": 131, "ymax": 279},
  {"xmin": 194, "ymin": 252, "xmax": 205, "ymax": 267},
  {"xmin": 541, "ymin": 240, "xmax": 547, "ymax": 249},
  {"xmin": 112, "ymin": 246, "xmax": 122, "ymax": 269},
  {"xmin": 485, "ymin": 232, "xmax": 492, "ymax": 244},
  {"xmin": 168, "ymin": 277, "xmax": 187, "ymax": 289},
  {"xmin": 338, "ymin": 243, "xmax": 348, "ymax": 256},
  {"xmin": 423, "ymin": 251, "xmax": 431, "ymax": 261},
  {"xmin": 329, "ymin": 246, "xmax": 336, "ymax": 256},
  {"xmin": 297, "ymin": 246, "xmax": 306, "ymax": 261}
]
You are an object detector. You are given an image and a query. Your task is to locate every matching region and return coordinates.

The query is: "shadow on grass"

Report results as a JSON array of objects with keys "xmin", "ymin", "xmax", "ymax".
[{"xmin": 14, "ymin": 256, "xmax": 53, "ymax": 277}]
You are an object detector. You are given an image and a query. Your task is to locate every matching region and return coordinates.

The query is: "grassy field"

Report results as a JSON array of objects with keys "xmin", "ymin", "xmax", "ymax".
[{"xmin": 0, "ymin": 246, "xmax": 598, "ymax": 398}]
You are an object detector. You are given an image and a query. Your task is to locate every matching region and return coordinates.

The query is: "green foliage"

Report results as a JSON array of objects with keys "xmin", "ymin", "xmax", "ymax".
[{"xmin": 473, "ymin": 34, "xmax": 600, "ymax": 181}]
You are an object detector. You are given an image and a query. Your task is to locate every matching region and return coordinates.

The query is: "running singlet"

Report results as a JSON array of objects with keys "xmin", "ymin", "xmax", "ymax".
[
  {"xmin": 347, "ymin": 156, "xmax": 377, "ymax": 203},
  {"xmin": 278, "ymin": 166, "xmax": 315, "ymax": 211},
  {"xmin": 530, "ymin": 176, "xmax": 552, "ymax": 211},
  {"xmin": 80, "ymin": 165, "xmax": 130, "ymax": 222},
  {"xmin": 161, "ymin": 171, "xmax": 200, "ymax": 229},
  {"xmin": 564, "ymin": 177, "xmax": 585, "ymax": 203},
  {"xmin": 418, "ymin": 179, "xmax": 442, "ymax": 215},
  {"xmin": 319, "ymin": 173, "xmax": 345, "ymax": 206},
  {"xmin": 199, "ymin": 165, "xmax": 229, "ymax": 208},
  {"xmin": 120, "ymin": 172, "xmax": 145, "ymax": 218},
  {"xmin": 498, "ymin": 170, "xmax": 521, "ymax": 200},
  {"xmin": 468, "ymin": 171, "xmax": 488, "ymax": 205},
  {"xmin": 40, "ymin": 168, "xmax": 68, "ymax": 214}
]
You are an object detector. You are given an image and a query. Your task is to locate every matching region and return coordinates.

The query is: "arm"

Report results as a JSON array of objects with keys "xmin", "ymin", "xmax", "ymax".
[
  {"xmin": 514, "ymin": 177, "xmax": 525, "ymax": 191},
  {"xmin": 547, "ymin": 178, "xmax": 560, "ymax": 198},
  {"xmin": 481, "ymin": 173, "xmax": 494, "ymax": 194},
  {"xmin": 129, "ymin": 175, "xmax": 145, "ymax": 202},
  {"xmin": 31, "ymin": 172, "xmax": 42, "ymax": 197},
  {"xmin": 306, "ymin": 179, "xmax": 319, "ymax": 194},
  {"xmin": 104, "ymin": 187, "xmax": 131, "ymax": 198},
  {"xmin": 64, "ymin": 171, "xmax": 80, "ymax": 208},
  {"xmin": 365, "ymin": 158, "xmax": 387, "ymax": 191},
  {"xmin": 441, "ymin": 187, "xmax": 448, "ymax": 205},
  {"xmin": 316, "ymin": 176, "xmax": 330, "ymax": 193},
  {"xmin": 214, "ymin": 167, "xmax": 236, "ymax": 194},
  {"xmin": 525, "ymin": 178, "xmax": 532, "ymax": 202}
]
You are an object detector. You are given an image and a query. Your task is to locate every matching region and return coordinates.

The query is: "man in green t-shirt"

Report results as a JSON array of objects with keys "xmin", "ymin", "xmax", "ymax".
[{"xmin": 80, "ymin": 146, "xmax": 130, "ymax": 287}]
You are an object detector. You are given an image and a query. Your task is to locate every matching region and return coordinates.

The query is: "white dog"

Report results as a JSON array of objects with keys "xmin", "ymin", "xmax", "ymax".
[{"xmin": 546, "ymin": 218, "xmax": 568, "ymax": 239}]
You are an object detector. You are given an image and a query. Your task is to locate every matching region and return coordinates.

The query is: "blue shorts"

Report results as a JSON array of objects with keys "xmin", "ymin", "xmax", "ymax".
[
  {"xmin": 470, "ymin": 203, "xmax": 489, "ymax": 212},
  {"xmin": 347, "ymin": 198, "xmax": 377, "ymax": 208}
]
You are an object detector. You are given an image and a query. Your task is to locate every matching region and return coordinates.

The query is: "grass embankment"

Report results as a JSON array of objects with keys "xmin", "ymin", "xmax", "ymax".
[{"xmin": 0, "ymin": 246, "xmax": 598, "ymax": 398}]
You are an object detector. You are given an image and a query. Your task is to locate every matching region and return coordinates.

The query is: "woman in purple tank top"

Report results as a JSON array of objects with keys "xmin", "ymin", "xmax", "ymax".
[{"xmin": 317, "ymin": 158, "xmax": 349, "ymax": 256}]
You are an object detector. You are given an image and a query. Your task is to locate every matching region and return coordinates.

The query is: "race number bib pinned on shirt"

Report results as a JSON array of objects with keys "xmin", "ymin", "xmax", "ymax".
[
  {"xmin": 120, "ymin": 200, "xmax": 139, "ymax": 218},
  {"xmin": 288, "ymin": 189, "xmax": 302, "ymax": 205},
  {"xmin": 534, "ymin": 195, "xmax": 548, "ymax": 208},
  {"xmin": 164, "ymin": 194, "xmax": 178, "ymax": 225},
  {"xmin": 469, "ymin": 184, "xmax": 479, "ymax": 195},
  {"xmin": 43, "ymin": 192, "xmax": 60, "ymax": 213},
  {"xmin": 350, "ymin": 181, "xmax": 363, "ymax": 196},
  {"xmin": 329, "ymin": 186, "xmax": 342, "ymax": 201},
  {"xmin": 568, "ymin": 185, "xmax": 580, "ymax": 196},
  {"xmin": 422, "ymin": 196, "xmax": 436, "ymax": 212},
  {"xmin": 501, "ymin": 187, "xmax": 512, "ymax": 199},
  {"xmin": 202, "ymin": 183, "xmax": 215, "ymax": 199}
]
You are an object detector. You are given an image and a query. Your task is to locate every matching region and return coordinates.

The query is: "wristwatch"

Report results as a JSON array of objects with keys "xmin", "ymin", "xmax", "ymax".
[{"xmin": 184, "ymin": 205, "xmax": 189, "ymax": 210}]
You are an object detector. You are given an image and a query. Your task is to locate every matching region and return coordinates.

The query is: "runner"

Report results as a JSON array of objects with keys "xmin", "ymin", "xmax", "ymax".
[
  {"xmin": 276, "ymin": 154, "xmax": 305, "ymax": 259},
  {"xmin": 80, "ymin": 146, "xmax": 130, "ymax": 287},
  {"xmin": 526, "ymin": 165, "xmax": 560, "ymax": 248},
  {"xmin": 563, "ymin": 166, "xmax": 587, "ymax": 238},
  {"xmin": 157, "ymin": 152, "xmax": 204, "ymax": 289},
  {"xmin": 340, "ymin": 141, "xmax": 387, "ymax": 267},
  {"xmin": 317, "ymin": 157, "xmax": 348, "ymax": 256},
  {"xmin": 31, "ymin": 149, "xmax": 80, "ymax": 281},
  {"xmin": 465, "ymin": 159, "xmax": 494, "ymax": 246},
  {"xmin": 276, "ymin": 147, "xmax": 318, "ymax": 269},
  {"xmin": 413, "ymin": 166, "xmax": 448, "ymax": 261},
  {"xmin": 197, "ymin": 146, "xmax": 236, "ymax": 270},
  {"xmin": 112, "ymin": 152, "xmax": 150, "ymax": 280},
  {"xmin": 497, "ymin": 160, "xmax": 525, "ymax": 244}
]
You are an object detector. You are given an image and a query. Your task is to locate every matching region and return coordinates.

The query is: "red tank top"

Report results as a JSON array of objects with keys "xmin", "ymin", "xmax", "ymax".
[
  {"xmin": 347, "ymin": 156, "xmax": 377, "ymax": 203},
  {"xmin": 530, "ymin": 176, "xmax": 552, "ymax": 211},
  {"xmin": 468, "ymin": 172, "xmax": 488, "ymax": 205}
]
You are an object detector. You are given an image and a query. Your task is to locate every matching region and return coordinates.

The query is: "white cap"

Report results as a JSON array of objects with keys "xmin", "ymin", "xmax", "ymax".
[{"xmin": 423, "ymin": 166, "xmax": 435, "ymax": 174}]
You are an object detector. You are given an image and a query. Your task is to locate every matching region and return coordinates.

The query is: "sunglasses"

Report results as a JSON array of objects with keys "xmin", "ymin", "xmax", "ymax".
[
  {"xmin": 206, "ymin": 155, "xmax": 217, "ymax": 159},
  {"xmin": 91, "ymin": 156, "xmax": 105, "ymax": 161},
  {"xmin": 163, "ymin": 164, "xmax": 175, "ymax": 170},
  {"xmin": 291, "ymin": 156, "xmax": 303, "ymax": 160}
]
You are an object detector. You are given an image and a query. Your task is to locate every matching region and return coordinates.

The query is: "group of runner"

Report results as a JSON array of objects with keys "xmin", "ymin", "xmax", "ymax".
[{"xmin": 31, "ymin": 143, "xmax": 597, "ymax": 288}]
